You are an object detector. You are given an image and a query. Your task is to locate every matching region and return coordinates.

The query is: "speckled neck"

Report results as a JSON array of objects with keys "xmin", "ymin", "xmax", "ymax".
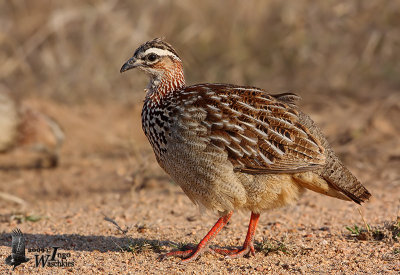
[{"xmin": 146, "ymin": 60, "xmax": 185, "ymax": 105}]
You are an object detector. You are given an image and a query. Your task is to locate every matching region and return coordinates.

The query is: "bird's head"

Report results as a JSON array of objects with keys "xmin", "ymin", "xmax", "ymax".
[
  {"xmin": 121, "ymin": 38, "xmax": 185, "ymax": 98},
  {"xmin": 120, "ymin": 38, "xmax": 182, "ymax": 78}
]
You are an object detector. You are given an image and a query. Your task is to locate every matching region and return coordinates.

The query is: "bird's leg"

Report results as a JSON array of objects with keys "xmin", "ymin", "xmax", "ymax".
[
  {"xmin": 213, "ymin": 212, "xmax": 260, "ymax": 258},
  {"xmin": 163, "ymin": 211, "xmax": 233, "ymax": 263}
]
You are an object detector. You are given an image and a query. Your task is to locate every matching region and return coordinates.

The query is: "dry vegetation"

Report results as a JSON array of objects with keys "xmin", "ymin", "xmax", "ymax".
[
  {"xmin": 0, "ymin": 0, "xmax": 399, "ymax": 273},
  {"xmin": 1, "ymin": 0, "xmax": 400, "ymax": 101}
]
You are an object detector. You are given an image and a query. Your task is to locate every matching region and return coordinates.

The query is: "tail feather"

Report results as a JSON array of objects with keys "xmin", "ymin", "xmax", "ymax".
[
  {"xmin": 297, "ymin": 112, "xmax": 371, "ymax": 204},
  {"xmin": 322, "ymin": 150, "xmax": 371, "ymax": 204},
  {"xmin": 293, "ymin": 171, "xmax": 351, "ymax": 201}
]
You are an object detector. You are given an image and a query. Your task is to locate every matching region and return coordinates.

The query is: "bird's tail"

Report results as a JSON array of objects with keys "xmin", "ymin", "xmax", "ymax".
[
  {"xmin": 297, "ymin": 111, "xmax": 371, "ymax": 204},
  {"xmin": 322, "ymin": 149, "xmax": 371, "ymax": 204}
]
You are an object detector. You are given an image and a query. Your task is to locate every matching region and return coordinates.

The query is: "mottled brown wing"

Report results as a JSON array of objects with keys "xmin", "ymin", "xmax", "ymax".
[{"xmin": 179, "ymin": 84, "xmax": 326, "ymax": 174}]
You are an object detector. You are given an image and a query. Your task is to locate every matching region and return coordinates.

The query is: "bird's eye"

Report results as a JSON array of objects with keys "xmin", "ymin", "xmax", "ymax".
[{"xmin": 146, "ymin": 53, "xmax": 158, "ymax": 62}]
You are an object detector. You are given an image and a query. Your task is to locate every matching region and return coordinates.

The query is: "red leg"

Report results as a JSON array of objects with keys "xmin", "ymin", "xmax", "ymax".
[
  {"xmin": 163, "ymin": 211, "xmax": 233, "ymax": 263},
  {"xmin": 213, "ymin": 212, "xmax": 260, "ymax": 258}
]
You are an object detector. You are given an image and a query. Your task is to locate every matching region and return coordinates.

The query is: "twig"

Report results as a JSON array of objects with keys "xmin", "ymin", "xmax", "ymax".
[
  {"xmin": 357, "ymin": 207, "xmax": 370, "ymax": 233},
  {"xmin": 102, "ymin": 212, "xmax": 128, "ymax": 234},
  {"xmin": 0, "ymin": 192, "xmax": 27, "ymax": 205}
]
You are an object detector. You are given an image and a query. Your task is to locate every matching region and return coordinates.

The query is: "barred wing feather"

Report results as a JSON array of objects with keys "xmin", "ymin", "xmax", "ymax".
[{"xmin": 178, "ymin": 84, "xmax": 326, "ymax": 174}]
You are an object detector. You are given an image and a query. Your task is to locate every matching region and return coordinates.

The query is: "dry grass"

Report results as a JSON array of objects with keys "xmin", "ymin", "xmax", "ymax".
[{"xmin": 1, "ymin": 0, "xmax": 399, "ymax": 104}]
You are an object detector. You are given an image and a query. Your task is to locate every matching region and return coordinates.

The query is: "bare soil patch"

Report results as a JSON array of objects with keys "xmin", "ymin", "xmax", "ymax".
[{"xmin": 0, "ymin": 96, "xmax": 399, "ymax": 274}]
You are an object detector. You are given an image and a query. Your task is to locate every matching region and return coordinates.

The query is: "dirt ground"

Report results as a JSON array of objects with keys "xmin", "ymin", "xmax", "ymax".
[{"xmin": 0, "ymin": 94, "xmax": 399, "ymax": 274}]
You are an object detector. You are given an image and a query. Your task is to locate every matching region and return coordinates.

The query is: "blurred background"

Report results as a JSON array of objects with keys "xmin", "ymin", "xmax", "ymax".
[
  {"xmin": 1, "ymin": 0, "xmax": 400, "ymax": 102},
  {"xmin": 0, "ymin": 0, "xmax": 399, "ymax": 229}
]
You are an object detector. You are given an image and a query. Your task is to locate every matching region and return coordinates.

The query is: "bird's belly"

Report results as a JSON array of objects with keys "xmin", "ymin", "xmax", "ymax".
[
  {"xmin": 159, "ymin": 138, "xmax": 246, "ymax": 213},
  {"xmin": 235, "ymin": 173, "xmax": 305, "ymax": 213},
  {"xmin": 158, "ymin": 137, "xmax": 304, "ymax": 213}
]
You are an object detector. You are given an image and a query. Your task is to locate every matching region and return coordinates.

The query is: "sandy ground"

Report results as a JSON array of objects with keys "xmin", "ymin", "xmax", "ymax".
[{"xmin": 0, "ymin": 96, "xmax": 399, "ymax": 274}]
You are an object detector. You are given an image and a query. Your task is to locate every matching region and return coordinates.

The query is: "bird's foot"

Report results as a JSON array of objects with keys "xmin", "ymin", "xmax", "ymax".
[
  {"xmin": 212, "ymin": 243, "xmax": 255, "ymax": 258},
  {"xmin": 161, "ymin": 212, "xmax": 234, "ymax": 263},
  {"xmin": 162, "ymin": 248, "xmax": 195, "ymax": 259},
  {"xmin": 160, "ymin": 245, "xmax": 212, "ymax": 263},
  {"xmin": 161, "ymin": 245, "xmax": 254, "ymax": 263},
  {"xmin": 213, "ymin": 212, "xmax": 259, "ymax": 259},
  {"xmin": 163, "ymin": 244, "xmax": 255, "ymax": 263}
]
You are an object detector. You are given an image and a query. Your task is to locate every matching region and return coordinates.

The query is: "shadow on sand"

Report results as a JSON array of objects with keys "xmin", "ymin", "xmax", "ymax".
[{"xmin": 0, "ymin": 233, "xmax": 177, "ymax": 254}]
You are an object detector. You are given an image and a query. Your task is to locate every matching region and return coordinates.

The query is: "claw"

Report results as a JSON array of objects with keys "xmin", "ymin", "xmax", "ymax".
[
  {"xmin": 211, "ymin": 243, "xmax": 255, "ymax": 259},
  {"xmin": 160, "ymin": 248, "xmax": 195, "ymax": 261},
  {"xmin": 225, "ymin": 244, "xmax": 255, "ymax": 259}
]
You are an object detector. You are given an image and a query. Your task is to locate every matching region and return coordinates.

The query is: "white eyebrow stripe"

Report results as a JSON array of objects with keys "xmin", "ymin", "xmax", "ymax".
[{"xmin": 143, "ymin": 48, "xmax": 179, "ymax": 59}]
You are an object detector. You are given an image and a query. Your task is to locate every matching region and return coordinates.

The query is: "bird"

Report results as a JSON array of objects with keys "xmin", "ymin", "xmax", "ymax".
[
  {"xmin": 120, "ymin": 38, "xmax": 371, "ymax": 262},
  {"xmin": 5, "ymin": 228, "xmax": 30, "ymax": 270},
  {"xmin": 0, "ymin": 90, "xmax": 64, "ymax": 169}
]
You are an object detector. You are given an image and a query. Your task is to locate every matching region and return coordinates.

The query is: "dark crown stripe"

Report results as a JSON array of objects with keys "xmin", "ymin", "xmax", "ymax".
[{"xmin": 134, "ymin": 38, "xmax": 180, "ymax": 58}]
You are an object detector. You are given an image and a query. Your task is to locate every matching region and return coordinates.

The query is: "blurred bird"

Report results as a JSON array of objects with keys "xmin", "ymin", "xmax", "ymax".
[
  {"xmin": 5, "ymin": 228, "xmax": 30, "ymax": 270},
  {"xmin": 0, "ymin": 90, "xmax": 64, "ymax": 169},
  {"xmin": 120, "ymin": 38, "xmax": 371, "ymax": 262}
]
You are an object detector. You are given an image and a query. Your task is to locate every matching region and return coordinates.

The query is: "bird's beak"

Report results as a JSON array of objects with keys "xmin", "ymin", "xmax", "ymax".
[{"xmin": 120, "ymin": 57, "xmax": 141, "ymax": 73}]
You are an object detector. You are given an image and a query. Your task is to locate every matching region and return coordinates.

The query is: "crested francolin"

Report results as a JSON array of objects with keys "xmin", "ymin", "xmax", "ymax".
[{"xmin": 120, "ymin": 38, "xmax": 371, "ymax": 262}]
